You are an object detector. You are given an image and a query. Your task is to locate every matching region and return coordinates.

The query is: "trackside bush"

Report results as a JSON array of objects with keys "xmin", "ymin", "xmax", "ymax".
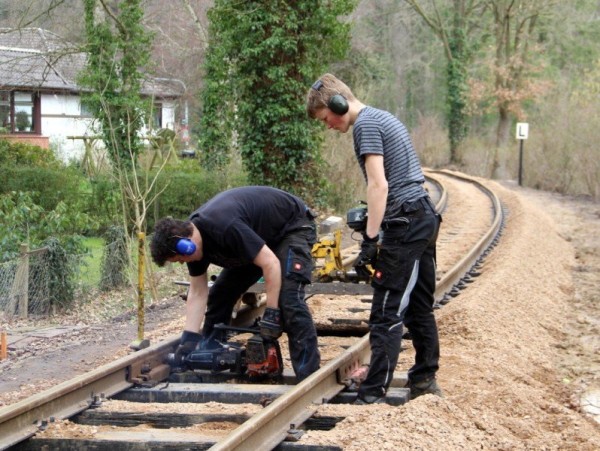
[
  {"xmin": 87, "ymin": 175, "xmax": 122, "ymax": 235},
  {"xmin": 99, "ymin": 225, "xmax": 129, "ymax": 292},
  {"xmin": 0, "ymin": 139, "xmax": 59, "ymax": 167},
  {"xmin": 43, "ymin": 236, "xmax": 86, "ymax": 312},
  {"xmin": 0, "ymin": 166, "xmax": 85, "ymax": 214},
  {"xmin": 146, "ymin": 165, "xmax": 247, "ymax": 230}
]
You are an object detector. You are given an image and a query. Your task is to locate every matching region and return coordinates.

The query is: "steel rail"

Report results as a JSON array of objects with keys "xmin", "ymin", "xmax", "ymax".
[
  {"xmin": 425, "ymin": 170, "xmax": 448, "ymax": 214},
  {"xmin": 210, "ymin": 335, "xmax": 371, "ymax": 451},
  {"xmin": 430, "ymin": 169, "xmax": 503, "ymax": 300},
  {"xmin": 0, "ymin": 336, "xmax": 178, "ymax": 450}
]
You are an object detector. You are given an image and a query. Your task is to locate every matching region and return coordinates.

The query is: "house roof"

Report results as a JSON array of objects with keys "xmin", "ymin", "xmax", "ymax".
[{"xmin": 0, "ymin": 28, "xmax": 185, "ymax": 98}]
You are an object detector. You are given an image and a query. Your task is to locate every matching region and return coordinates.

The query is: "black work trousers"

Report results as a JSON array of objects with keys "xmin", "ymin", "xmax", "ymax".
[
  {"xmin": 358, "ymin": 197, "xmax": 441, "ymax": 399},
  {"xmin": 201, "ymin": 221, "xmax": 320, "ymax": 382}
]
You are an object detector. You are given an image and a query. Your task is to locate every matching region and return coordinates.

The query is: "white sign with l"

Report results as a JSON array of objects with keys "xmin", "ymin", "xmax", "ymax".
[{"xmin": 516, "ymin": 122, "xmax": 529, "ymax": 140}]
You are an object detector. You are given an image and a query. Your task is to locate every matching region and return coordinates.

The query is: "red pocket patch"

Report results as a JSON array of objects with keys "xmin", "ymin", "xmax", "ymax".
[{"xmin": 374, "ymin": 270, "xmax": 383, "ymax": 279}]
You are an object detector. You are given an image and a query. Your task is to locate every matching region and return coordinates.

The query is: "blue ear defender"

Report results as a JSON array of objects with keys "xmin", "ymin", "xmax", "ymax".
[{"xmin": 175, "ymin": 238, "xmax": 196, "ymax": 255}]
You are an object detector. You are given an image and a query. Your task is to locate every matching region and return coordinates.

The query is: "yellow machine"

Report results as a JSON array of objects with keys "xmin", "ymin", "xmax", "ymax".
[
  {"xmin": 311, "ymin": 233, "xmax": 373, "ymax": 283},
  {"xmin": 311, "ymin": 229, "xmax": 344, "ymax": 282}
]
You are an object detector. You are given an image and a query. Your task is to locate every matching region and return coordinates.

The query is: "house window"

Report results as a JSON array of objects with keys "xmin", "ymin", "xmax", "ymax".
[
  {"xmin": 80, "ymin": 100, "xmax": 94, "ymax": 117},
  {"xmin": 0, "ymin": 91, "xmax": 10, "ymax": 132},
  {"xmin": 152, "ymin": 103, "xmax": 162, "ymax": 129},
  {"xmin": 0, "ymin": 90, "xmax": 40, "ymax": 134}
]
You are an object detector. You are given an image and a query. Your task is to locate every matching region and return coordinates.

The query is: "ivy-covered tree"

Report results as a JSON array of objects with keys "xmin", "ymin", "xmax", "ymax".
[
  {"xmin": 77, "ymin": 0, "xmax": 167, "ymax": 235},
  {"xmin": 199, "ymin": 0, "xmax": 354, "ymax": 204},
  {"xmin": 78, "ymin": 0, "xmax": 153, "ymax": 169},
  {"xmin": 198, "ymin": 32, "xmax": 235, "ymax": 170}
]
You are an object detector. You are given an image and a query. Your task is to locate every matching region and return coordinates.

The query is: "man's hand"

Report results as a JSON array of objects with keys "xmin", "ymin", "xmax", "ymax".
[
  {"xmin": 174, "ymin": 330, "xmax": 203, "ymax": 364},
  {"xmin": 258, "ymin": 307, "xmax": 283, "ymax": 339},
  {"xmin": 355, "ymin": 233, "xmax": 379, "ymax": 279}
]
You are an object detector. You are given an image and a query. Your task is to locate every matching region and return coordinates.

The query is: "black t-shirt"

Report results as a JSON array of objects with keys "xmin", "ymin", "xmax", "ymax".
[{"xmin": 186, "ymin": 186, "xmax": 308, "ymax": 276}]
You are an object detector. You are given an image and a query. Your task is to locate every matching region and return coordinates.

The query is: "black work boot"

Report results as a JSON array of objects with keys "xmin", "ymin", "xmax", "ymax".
[{"xmin": 408, "ymin": 377, "xmax": 443, "ymax": 400}]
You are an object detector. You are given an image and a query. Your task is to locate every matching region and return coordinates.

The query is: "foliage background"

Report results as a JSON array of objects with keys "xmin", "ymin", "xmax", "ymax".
[{"xmin": 2, "ymin": 0, "xmax": 598, "ymax": 203}]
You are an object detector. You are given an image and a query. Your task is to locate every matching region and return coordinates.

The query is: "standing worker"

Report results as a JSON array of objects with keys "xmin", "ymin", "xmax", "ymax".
[
  {"xmin": 306, "ymin": 74, "xmax": 443, "ymax": 403},
  {"xmin": 150, "ymin": 186, "xmax": 320, "ymax": 382}
]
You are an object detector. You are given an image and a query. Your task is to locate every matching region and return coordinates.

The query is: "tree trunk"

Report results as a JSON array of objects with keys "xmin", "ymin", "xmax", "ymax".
[
  {"xmin": 496, "ymin": 105, "xmax": 511, "ymax": 148},
  {"xmin": 491, "ymin": 104, "xmax": 512, "ymax": 179},
  {"xmin": 447, "ymin": 5, "xmax": 469, "ymax": 164}
]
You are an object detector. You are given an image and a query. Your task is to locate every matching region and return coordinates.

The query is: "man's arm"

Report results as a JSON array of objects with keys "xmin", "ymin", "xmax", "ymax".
[
  {"xmin": 253, "ymin": 244, "xmax": 282, "ymax": 309},
  {"xmin": 364, "ymin": 154, "xmax": 388, "ymax": 238},
  {"xmin": 183, "ymin": 272, "xmax": 209, "ymax": 333}
]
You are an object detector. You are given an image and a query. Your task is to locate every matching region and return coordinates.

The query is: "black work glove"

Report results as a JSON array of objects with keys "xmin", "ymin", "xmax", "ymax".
[
  {"xmin": 258, "ymin": 307, "xmax": 283, "ymax": 339},
  {"xmin": 174, "ymin": 330, "xmax": 203, "ymax": 364},
  {"xmin": 355, "ymin": 233, "xmax": 379, "ymax": 279}
]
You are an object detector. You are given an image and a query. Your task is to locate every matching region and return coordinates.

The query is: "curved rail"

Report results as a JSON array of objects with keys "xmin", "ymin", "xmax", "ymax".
[
  {"xmin": 0, "ymin": 302, "xmax": 266, "ymax": 450},
  {"xmin": 0, "ymin": 336, "xmax": 178, "ymax": 449},
  {"xmin": 429, "ymin": 169, "xmax": 504, "ymax": 302}
]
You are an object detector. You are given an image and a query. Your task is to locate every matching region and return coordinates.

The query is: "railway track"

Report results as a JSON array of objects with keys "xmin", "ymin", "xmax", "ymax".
[{"xmin": 0, "ymin": 169, "xmax": 504, "ymax": 450}]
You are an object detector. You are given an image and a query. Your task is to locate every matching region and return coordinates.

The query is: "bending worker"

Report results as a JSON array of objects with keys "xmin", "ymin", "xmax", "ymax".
[
  {"xmin": 306, "ymin": 74, "xmax": 443, "ymax": 403},
  {"xmin": 150, "ymin": 186, "xmax": 320, "ymax": 382}
]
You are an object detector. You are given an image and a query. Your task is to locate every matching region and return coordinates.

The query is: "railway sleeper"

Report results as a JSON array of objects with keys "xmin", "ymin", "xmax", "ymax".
[
  {"xmin": 167, "ymin": 368, "xmax": 409, "ymax": 388},
  {"xmin": 13, "ymin": 436, "xmax": 343, "ymax": 450},
  {"xmin": 73, "ymin": 410, "xmax": 346, "ymax": 432},
  {"xmin": 113, "ymin": 381, "xmax": 410, "ymax": 406},
  {"xmin": 13, "ymin": 384, "xmax": 409, "ymax": 450}
]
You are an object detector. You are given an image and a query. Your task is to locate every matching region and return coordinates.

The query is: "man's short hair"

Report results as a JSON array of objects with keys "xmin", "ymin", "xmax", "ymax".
[{"xmin": 150, "ymin": 218, "xmax": 193, "ymax": 266}]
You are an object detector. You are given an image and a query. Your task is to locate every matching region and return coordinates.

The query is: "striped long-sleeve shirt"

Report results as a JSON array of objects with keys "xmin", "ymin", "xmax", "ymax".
[{"xmin": 353, "ymin": 106, "xmax": 427, "ymax": 218}]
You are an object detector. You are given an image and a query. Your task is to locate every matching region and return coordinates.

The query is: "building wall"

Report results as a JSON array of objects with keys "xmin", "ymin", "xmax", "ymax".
[
  {"xmin": 39, "ymin": 93, "xmax": 178, "ymax": 163},
  {"xmin": 41, "ymin": 93, "xmax": 96, "ymax": 161},
  {"xmin": 161, "ymin": 100, "xmax": 176, "ymax": 130}
]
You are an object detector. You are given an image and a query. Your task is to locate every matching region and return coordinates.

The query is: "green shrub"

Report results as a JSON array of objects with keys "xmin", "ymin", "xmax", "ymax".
[
  {"xmin": 42, "ymin": 236, "xmax": 86, "ymax": 312},
  {"xmin": 0, "ymin": 139, "xmax": 59, "ymax": 167},
  {"xmin": 87, "ymin": 175, "xmax": 122, "ymax": 234},
  {"xmin": 0, "ymin": 192, "xmax": 87, "ymax": 313},
  {"xmin": 99, "ymin": 225, "xmax": 129, "ymax": 292},
  {"xmin": 0, "ymin": 165, "xmax": 86, "ymax": 215},
  {"xmin": 146, "ymin": 163, "xmax": 247, "ymax": 229},
  {"xmin": 0, "ymin": 191, "xmax": 90, "ymax": 261}
]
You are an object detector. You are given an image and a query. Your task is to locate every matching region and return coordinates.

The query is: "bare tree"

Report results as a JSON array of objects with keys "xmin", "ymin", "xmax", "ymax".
[
  {"xmin": 487, "ymin": 0, "xmax": 556, "ymax": 148},
  {"xmin": 404, "ymin": 0, "xmax": 487, "ymax": 163},
  {"xmin": 0, "ymin": 0, "xmax": 86, "ymax": 41},
  {"xmin": 143, "ymin": 0, "xmax": 212, "ymax": 132}
]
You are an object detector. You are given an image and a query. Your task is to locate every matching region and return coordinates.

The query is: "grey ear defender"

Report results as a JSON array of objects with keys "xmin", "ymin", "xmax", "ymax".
[{"xmin": 328, "ymin": 94, "xmax": 349, "ymax": 115}]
